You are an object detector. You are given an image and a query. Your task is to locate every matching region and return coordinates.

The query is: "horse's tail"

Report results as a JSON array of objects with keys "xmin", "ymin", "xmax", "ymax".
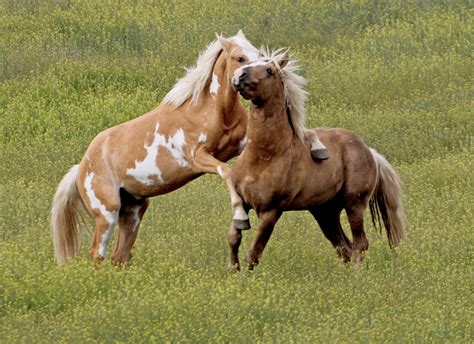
[
  {"xmin": 369, "ymin": 149, "xmax": 406, "ymax": 248},
  {"xmin": 51, "ymin": 164, "xmax": 86, "ymax": 264}
]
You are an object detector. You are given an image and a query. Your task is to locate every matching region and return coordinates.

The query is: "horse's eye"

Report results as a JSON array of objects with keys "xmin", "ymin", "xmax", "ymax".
[
  {"xmin": 267, "ymin": 68, "xmax": 273, "ymax": 75},
  {"xmin": 237, "ymin": 57, "xmax": 245, "ymax": 63}
]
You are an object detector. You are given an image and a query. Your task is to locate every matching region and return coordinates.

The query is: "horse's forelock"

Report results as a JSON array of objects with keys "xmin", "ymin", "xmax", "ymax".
[{"xmin": 230, "ymin": 36, "xmax": 260, "ymax": 61}]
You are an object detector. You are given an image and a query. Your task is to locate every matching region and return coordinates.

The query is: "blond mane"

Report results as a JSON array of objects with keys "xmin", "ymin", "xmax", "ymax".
[
  {"xmin": 163, "ymin": 35, "xmax": 259, "ymax": 108},
  {"xmin": 268, "ymin": 50, "xmax": 307, "ymax": 142}
]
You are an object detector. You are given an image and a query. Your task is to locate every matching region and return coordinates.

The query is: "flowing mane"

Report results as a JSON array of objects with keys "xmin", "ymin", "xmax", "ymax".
[
  {"xmin": 163, "ymin": 35, "xmax": 259, "ymax": 108},
  {"xmin": 162, "ymin": 39, "xmax": 223, "ymax": 107},
  {"xmin": 270, "ymin": 50, "xmax": 308, "ymax": 142}
]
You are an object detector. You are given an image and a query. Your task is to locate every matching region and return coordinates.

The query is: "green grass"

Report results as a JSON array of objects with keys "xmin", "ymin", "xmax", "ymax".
[{"xmin": 1, "ymin": 0, "xmax": 473, "ymax": 342}]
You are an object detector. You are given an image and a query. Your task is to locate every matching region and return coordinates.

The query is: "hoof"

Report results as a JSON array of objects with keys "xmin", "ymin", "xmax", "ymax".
[
  {"xmin": 311, "ymin": 148, "xmax": 329, "ymax": 161},
  {"xmin": 228, "ymin": 263, "xmax": 240, "ymax": 273},
  {"xmin": 234, "ymin": 218, "xmax": 251, "ymax": 230}
]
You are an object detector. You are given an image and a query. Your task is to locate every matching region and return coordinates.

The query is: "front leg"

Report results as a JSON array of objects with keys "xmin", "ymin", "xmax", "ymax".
[
  {"xmin": 227, "ymin": 223, "xmax": 242, "ymax": 271},
  {"xmin": 245, "ymin": 209, "xmax": 282, "ymax": 269},
  {"xmin": 192, "ymin": 148, "xmax": 250, "ymax": 230}
]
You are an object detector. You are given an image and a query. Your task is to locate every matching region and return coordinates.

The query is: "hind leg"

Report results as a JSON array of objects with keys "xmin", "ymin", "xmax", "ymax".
[
  {"xmin": 310, "ymin": 207, "xmax": 352, "ymax": 263},
  {"xmin": 79, "ymin": 172, "xmax": 120, "ymax": 261},
  {"xmin": 111, "ymin": 199, "xmax": 149, "ymax": 265},
  {"xmin": 346, "ymin": 205, "xmax": 369, "ymax": 265}
]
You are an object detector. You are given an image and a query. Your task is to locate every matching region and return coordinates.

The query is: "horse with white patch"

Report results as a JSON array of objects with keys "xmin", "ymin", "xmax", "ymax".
[{"xmin": 52, "ymin": 31, "xmax": 263, "ymax": 264}]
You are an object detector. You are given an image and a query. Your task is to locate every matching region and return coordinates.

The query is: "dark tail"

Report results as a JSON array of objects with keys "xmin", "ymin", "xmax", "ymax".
[{"xmin": 369, "ymin": 149, "xmax": 406, "ymax": 248}]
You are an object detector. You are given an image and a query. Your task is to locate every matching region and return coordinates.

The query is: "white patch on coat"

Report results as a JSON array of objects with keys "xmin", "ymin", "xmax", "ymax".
[
  {"xmin": 131, "ymin": 207, "xmax": 140, "ymax": 232},
  {"xmin": 241, "ymin": 60, "xmax": 269, "ymax": 69},
  {"xmin": 210, "ymin": 73, "xmax": 220, "ymax": 95},
  {"xmin": 84, "ymin": 172, "xmax": 117, "ymax": 225},
  {"xmin": 232, "ymin": 36, "xmax": 259, "ymax": 61},
  {"xmin": 165, "ymin": 127, "xmax": 188, "ymax": 167},
  {"xmin": 127, "ymin": 123, "xmax": 189, "ymax": 185},
  {"xmin": 238, "ymin": 135, "xmax": 247, "ymax": 153},
  {"xmin": 98, "ymin": 224, "xmax": 115, "ymax": 257},
  {"xmin": 232, "ymin": 62, "xmax": 270, "ymax": 86},
  {"xmin": 84, "ymin": 172, "xmax": 118, "ymax": 258},
  {"xmin": 198, "ymin": 132, "xmax": 207, "ymax": 143},
  {"xmin": 233, "ymin": 207, "xmax": 249, "ymax": 221},
  {"xmin": 310, "ymin": 137, "xmax": 327, "ymax": 150},
  {"xmin": 216, "ymin": 165, "xmax": 225, "ymax": 178},
  {"xmin": 227, "ymin": 182, "xmax": 249, "ymax": 221}
]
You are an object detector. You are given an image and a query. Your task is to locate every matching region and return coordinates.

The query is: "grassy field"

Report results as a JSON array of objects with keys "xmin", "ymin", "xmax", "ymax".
[{"xmin": 1, "ymin": 0, "xmax": 473, "ymax": 342}]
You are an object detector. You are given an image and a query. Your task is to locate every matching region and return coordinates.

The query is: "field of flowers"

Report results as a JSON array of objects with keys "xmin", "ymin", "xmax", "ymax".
[{"xmin": 1, "ymin": 0, "xmax": 472, "ymax": 342}]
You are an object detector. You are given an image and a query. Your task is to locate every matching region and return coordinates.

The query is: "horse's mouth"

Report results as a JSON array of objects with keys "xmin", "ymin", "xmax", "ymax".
[
  {"xmin": 232, "ymin": 82, "xmax": 253, "ymax": 100},
  {"xmin": 232, "ymin": 81, "xmax": 245, "ymax": 91}
]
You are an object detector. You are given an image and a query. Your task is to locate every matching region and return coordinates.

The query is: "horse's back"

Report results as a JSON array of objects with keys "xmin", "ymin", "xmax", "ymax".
[
  {"xmin": 314, "ymin": 127, "xmax": 377, "ymax": 204},
  {"xmin": 76, "ymin": 105, "xmax": 199, "ymax": 199},
  {"xmin": 283, "ymin": 128, "xmax": 374, "ymax": 208}
]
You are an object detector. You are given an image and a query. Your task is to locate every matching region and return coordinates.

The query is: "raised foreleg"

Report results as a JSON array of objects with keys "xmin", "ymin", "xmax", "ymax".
[
  {"xmin": 192, "ymin": 148, "xmax": 250, "ymax": 230},
  {"xmin": 304, "ymin": 128, "xmax": 328, "ymax": 160}
]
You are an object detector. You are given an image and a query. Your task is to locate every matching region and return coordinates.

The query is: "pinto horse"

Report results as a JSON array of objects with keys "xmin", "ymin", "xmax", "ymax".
[
  {"xmin": 228, "ymin": 51, "xmax": 406, "ymax": 270},
  {"xmin": 51, "ymin": 31, "xmax": 265, "ymax": 264}
]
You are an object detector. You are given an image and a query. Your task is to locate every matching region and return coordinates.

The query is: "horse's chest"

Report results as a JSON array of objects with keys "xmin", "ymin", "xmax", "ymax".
[
  {"xmin": 214, "ymin": 127, "xmax": 246, "ymax": 160},
  {"xmin": 235, "ymin": 168, "xmax": 294, "ymax": 209}
]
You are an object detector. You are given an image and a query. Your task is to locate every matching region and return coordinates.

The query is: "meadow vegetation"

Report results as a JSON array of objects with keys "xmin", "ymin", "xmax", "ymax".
[{"xmin": 1, "ymin": 0, "xmax": 472, "ymax": 342}]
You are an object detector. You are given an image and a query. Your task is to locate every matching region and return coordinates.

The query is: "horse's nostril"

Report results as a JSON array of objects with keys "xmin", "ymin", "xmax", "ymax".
[{"xmin": 239, "ymin": 72, "xmax": 247, "ymax": 79}]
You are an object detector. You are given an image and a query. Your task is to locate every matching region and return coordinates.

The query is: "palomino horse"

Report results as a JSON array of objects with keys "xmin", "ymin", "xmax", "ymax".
[
  {"xmin": 51, "ymin": 31, "xmax": 264, "ymax": 264},
  {"xmin": 228, "ymin": 51, "xmax": 406, "ymax": 270}
]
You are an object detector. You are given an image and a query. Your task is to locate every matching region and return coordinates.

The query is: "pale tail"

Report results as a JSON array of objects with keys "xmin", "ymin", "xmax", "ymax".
[
  {"xmin": 369, "ymin": 149, "xmax": 406, "ymax": 248},
  {"xmin": 51, "ymin": 165, "xmax": 86, "ymax": 264}
]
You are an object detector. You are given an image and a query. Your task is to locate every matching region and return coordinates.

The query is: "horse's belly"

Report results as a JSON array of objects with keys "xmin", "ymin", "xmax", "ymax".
[
  {"xmin": 120, "ymin": 153, "xmax": 201, "ymax": 198},
  {"xmin": 235, "ymin": 160, "xmax": 343, "ymax": 211}
]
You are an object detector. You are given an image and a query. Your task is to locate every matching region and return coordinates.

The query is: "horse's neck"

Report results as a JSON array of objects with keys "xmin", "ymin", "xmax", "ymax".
[
  {"xmin": 247, "ymin": 98, "xmax": 295, "ymax": 155},
  {"xmin": 211, "ymin": 55, "xmax": 245, "ymax": 129}
]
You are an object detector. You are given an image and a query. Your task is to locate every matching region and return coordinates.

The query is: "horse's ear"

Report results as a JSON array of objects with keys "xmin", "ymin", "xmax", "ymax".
[
  {"xmin": 258, "ymin": 46, "xmax": 266, "ymax": 58},
  {"xmin": 278, "ymin": 51, "xmax": 290, "ymax": 69},
  {"xmin": 218, "ymin": 36, "xmax": 233, "ymax": 53},
  {"xmin": 237, "ymin": 29, "xmax": 246, "ymax": 38}
]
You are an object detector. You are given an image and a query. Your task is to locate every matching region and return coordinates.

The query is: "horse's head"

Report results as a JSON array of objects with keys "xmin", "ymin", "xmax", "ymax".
[
  {"xmin": 231, "ymin": 51, "xmax": 289, "ymax": 106},
  {"xmin": 216, "ymin": 30, "xmax": 264, "ymax": 87}
]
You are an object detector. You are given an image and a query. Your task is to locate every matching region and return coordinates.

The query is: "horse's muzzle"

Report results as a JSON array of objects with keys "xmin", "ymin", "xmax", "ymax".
[{"xmin": 232, "ymin": 76, "xmax": 248, "ymax": 91}]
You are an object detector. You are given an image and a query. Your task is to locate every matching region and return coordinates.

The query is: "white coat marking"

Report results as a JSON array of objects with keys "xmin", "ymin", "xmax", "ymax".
[
  {"xmin": 238, "ymin": 135, "xmax": 247, "ymax": 153},
  {"xmin": 84, "ymin": 172, "xmax": 117, "ymax": 225},
  {"xmin": 84, "ymin": 172, "xmax": 118, "ymax": 258},
  {"xmin": 127, "ymin": 123, "xmax": 189, "ymax": 185},
  {"xmin": 233, "ymin": 207, "xmax": 249, "ymax": 221},
  {"xmin": 232, "ymin": 36, "xmax": 259, "ymax": 61},
  {"xmin": 311, "ymin": 137, "xmax": 327, "ymax": 150},
  {"xmin": 216, "ymin": 165, "xmax": 225, "ymax": 178},
  {"xmin": 131, "ymin": 207, "xmax": 140, "ymax": 233},
  {"xmin": 210, "ymin": 73, "xmax": 220, "ymax": 94},
  {"xmin": 198, "ymin": 132, "xmax": 207, "ymax": 143},
  {"xmin": 98, "ymin": 224, "xmax": 115, "ymax": 257}
]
